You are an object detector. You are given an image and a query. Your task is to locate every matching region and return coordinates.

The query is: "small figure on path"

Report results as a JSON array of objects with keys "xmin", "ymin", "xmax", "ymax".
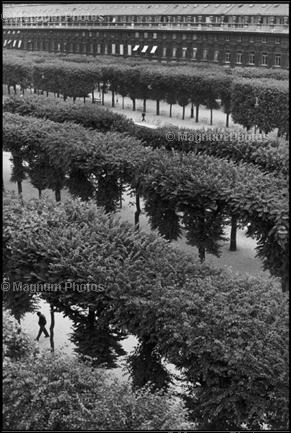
[
  {"xmin": 35, "ymin": 311, "xmax": 49, "ymax": 341},
  {"xmin": 141, "ymin": 111, "xmax": 146, "ymax": 122}
]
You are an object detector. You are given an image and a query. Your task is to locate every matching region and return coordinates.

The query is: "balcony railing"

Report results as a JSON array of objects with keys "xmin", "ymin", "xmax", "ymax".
[{"xmin": 3, "ymin": 21, "xmax": 289, "ymax": 34}]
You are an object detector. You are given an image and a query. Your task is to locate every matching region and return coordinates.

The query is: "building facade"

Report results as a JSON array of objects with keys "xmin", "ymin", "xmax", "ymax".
[{"xmin": 3, "ymin": 2, "xmax": 290, "ymax": 68}]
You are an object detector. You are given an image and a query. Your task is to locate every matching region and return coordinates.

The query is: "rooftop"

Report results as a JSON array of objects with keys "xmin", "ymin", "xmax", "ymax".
[{"xmin": 3, "ymin": 2, "xmax": 290, "ymax": 17}]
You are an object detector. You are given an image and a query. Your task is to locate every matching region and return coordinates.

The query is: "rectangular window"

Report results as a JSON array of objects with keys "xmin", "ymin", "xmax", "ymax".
[
  {"xmin": 261, "ymin": 35, "xmax": 267, "ymax": 43},
  {"xmin": 237, "ymin": 35, "xmax": 242, "ymax": 42},
  {"xmin": 104, "ymin": 44, "xmax": 108, "ymax": 55},
  {"xmin": 153, "ymin": 33, "xmax": 157, "ymax": 39},
  {"xmin": 225, "ymin": 34, "xmax": 230, "ymax": 41},
  {"xmin": 172, "ymin": 33, "xmax": 176, "ymax": 39},
  {"xmin": 97, "ymin": 44, "xmax": 101, "ymax": 54},
  {"xmin": 214, "ymin": 50, "xmax": 219, "ymax": 62},
  {"xmin": 249, "ymin": 52, "xmax": 255, "ymax": 65},
  {"xmin": 225, "ymin": 52, "xmax": 231, "ymax": 63},
  {"xmin": 275, "ymin": 36, "xmax": 281, "ymax": 44},
  {"xmin": 182, "ymin": 34, "xmax": 187, "ymax": 40},
  {"xmin": 193, "ymin": 34, "xmax": 197, "ymax": 40},
  {"xmin": 192, "ymin": 47, "xmax": 197, "ymax": 59},
  {"xmin": 89, "ymin": 43, "xmax": 94, "ymax": 54},
  {"xmin": 75, "ymin": 43, "xmax": 80, "ymax": 53},
  {"xmin": 172, "ymin": 47, "xmax": 177, "ymax": 57},
  {"xmin": 203, "ymin": 49, "xmax": 208, "ymax": 60},
  {"xmin": 119, "ymin": 44, "xmax": 124, "ymax": 55},
  {"xmin": 236, "ymin": 52, "xmax": 242, "ymax": 64},
  {"xmin": 57, "ymin": 43, "xmax": 61, "ymax": 52},
  {"xmin": 135, "ymin": 32, "xmax": 139, "ymax": 38},
  {"xmin": 249, "ymin": 35, "xmax": 254, "ymax": 43},
  {"xmin": 127, "ymin": 44, "xmax": 132, "ymax": 55},
  {"xmin": 182, "ymin": 47, "xmax": 187, "ymax": 58},
  {"xmin": 275, "ymin": 54, "xmax": 281, "ymax": 67},
  {"xmin": 144, "ymin": 32, "xmax": 148, "ymax": 38},
  {"xmin": 111, "ymin": 43, "xmax": 116, "ymax": 54},
  {"xmin": 261, "ymin": 53, "xmax": 268, "ymax": 66},
  {"xmin": 162, "ymin": 47, "xmax": 167, "ymax": 57}
]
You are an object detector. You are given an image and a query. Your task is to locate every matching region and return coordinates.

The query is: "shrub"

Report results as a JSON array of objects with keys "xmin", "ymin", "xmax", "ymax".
[
  {"xmin": 3, "ymin": 194, "xmax": 289, "ymax": 430},
  {"xmin": 3, "ymin": 351, "xmax": 195, "ymax": 430}
]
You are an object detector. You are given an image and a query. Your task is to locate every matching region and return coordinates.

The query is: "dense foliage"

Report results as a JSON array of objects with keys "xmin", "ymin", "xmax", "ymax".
[
  {"xmin": 3, "ymin": 195, "xmax": 289, "ymax": 430},
  {"xmin": 231, "ymin": 78, "xmax": 289, "ymax": 137},
  {"xmin": 3, "ymin": 310, "xmax": 194, "ymax": 431},
  {"xmin": 4, "ymin": 94, "xmax": 289, "ymax": 176},
  {"xmin": 3, "ymin": 50, "xmax": 289, "ymax": 134},
  {"xmin": 3, "ymin": 309, "xmax": 37, "ymax": 360},
  {"xmin": 3, "ymin": 113, "xmax": 288, "ymax": 289}
]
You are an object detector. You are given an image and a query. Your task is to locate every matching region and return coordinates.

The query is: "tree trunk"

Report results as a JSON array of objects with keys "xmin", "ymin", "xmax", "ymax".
[
  {"xmin": 182, "ymin": 105, "xmax": 185, "ymax": 120},
  {"xmin": 122, "ymin": 96, "xmax": 125, "ymax": 109},
  {"xmin": 92, "ymin": 90, "xmax": 94, "ymax": 104},
  {"xmin": 226, "ymin": 112, "xmax": 230, "ymax": 127},
  {"xmin": 55, "ymin": 189, "xmax": 61, "ymax": 202},
  {"xmin": 13, "ymin": 84, "xmax": 17, "ymax": 95},
  {"xmin": 50, "ymin": 305, "xmax": 55, "ymax": 353},
  {"xmin": 210, "ymin": 108, "xmax": 213, "ymax": 125},
  {"xmin": 102, "ymin": 87, "xmax": 105, "ymax": 105},
  {"xmin": 57, "ymin": 92, "xmax": 60, "ymax": 98},
  {"xmin": 83, "ymin": 96, "xmax": 86, "ymax": 104},
  {"xmin": 195, "ymin": 104, "xmax": 200, "ymax": 123},
  {"xmin": 156, "ymin": 99, "xmax": 160, "ymax": 115},
  {"xmin": 132, "ymin": 98, "xmax": 136, "ymax": 111},
  {"xmin": 46, "ymin": 91, "xmax": 49, "ymax": 97},
  {"xmin": 229, "ymin": 215, "xmax": 237, "ymax": 251},
  {"xmin": 7, "ymin": 84, "xmax": 10, "ymax": 95},
  {"xmin": 169, "ymin": 104, "xmax": 172, "ymax": 118},
  {"xmin": 17, "ymin": 181, "xmax": 22, "ymax": 196},
  {"xmin": 143, "ymin": 98, "xmax": 146, "ymax": 112},
  {"xmin": 190, "ymin": 102, "xmax": 194, "ymax": 118},
  {"xmin": 38, "ymin": 189, "xmax": 42, "ymax": 198},
  {"xmin": 136, "ymin": 192, "xmax": 141, "ymax": 213},
  {"xmin": 73, "ymin": 96, "xmax": 76, "ymax": 103},
  {"xmin": 112, "ymin": 89, "xmax": 115, "ymax": 107}
]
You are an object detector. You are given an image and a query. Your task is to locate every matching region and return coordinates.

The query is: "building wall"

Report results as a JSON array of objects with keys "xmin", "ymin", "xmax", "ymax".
[{"xmin": 3, "ymin": 27, "xmax": 289, "ymax": 69}]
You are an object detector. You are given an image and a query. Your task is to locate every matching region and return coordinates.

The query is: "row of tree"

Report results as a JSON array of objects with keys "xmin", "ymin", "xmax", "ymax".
[
  {"xmin": 3, "ymin": 112, "xmax": 288, "ymax": 290},
  {"xmin": 4, "ymin": 94, "xmax": 289, "ymax": 176},
  {"xmin": 3, "ymin": 53, "xmax": 289, "ymax": 135},
  {"xmin": 3, "ymin": 194, "xmax": 289, "ymax": 430}
]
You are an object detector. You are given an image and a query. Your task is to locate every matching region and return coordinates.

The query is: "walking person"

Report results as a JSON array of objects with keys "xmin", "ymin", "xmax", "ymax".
[
  {"xmin": 35, "ymin": 311, "xmax": 49, "ymax": 341},
  {"xmin": 141, "ymin": 111, "xmax": 146, "ymax": 122}
]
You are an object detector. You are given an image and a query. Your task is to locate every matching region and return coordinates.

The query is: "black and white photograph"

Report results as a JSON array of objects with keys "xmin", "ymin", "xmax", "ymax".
[{"xmin": 2, "ymin": 1, "xmax": 289, "ymax": 431}]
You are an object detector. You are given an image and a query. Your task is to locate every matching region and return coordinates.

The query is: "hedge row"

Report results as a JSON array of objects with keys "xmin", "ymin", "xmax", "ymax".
[
  {"xmin": 3, "ymin": 94, "xmax": 289, "ymax": 175},
  {"xmin": 3, "ymin": 52, "xmax": 289, "ymax": 134},
  {"xmin": 3, "ymin": 112, "xmax": 288, "ymax": 289},
  {"xmin": 4, "ymin": 49, "xmax": 290, "ymax": 80},
  {"xmin": 3, "ymin": 194, "xmax": 289, "ymax": 430}
]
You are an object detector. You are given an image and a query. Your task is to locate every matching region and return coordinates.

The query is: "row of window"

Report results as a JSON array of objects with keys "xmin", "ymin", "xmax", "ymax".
[
  {"xmin": 3, "ymin": 29, "xmax": 283, "ymax": 44},
  {"xmin": 4, "ymin": 39, "xmax": 283, "ymax": 66},
  {"xmin": 3, "ymin": 14, "xmax": 289, "ymax": 26}
]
